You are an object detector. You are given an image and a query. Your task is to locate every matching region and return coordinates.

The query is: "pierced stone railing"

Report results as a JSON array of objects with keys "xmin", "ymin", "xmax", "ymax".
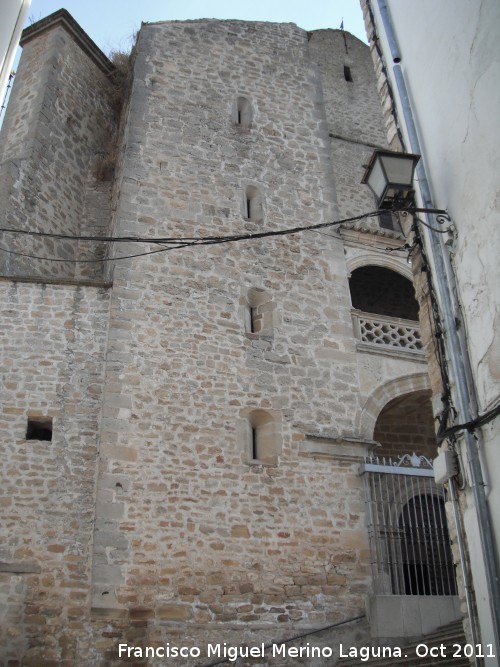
[{"xmin": 352, "ymin": 311, "xmax": 423, "ymax": 351}]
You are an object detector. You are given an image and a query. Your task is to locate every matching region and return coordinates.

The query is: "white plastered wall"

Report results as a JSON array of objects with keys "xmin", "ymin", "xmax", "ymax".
[
  {"xmin": 367, "ymin": 1, "xmax": 500, "ymax": 660},
  {"xmin": 0, "ymin": 0, "xmax": 31, "ymax": 106}
]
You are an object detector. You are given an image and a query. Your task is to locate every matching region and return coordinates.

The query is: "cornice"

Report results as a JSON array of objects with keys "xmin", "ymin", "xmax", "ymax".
[{"xmin": 20, "ymin": 9, "xmax": 114, "ymax": 75}]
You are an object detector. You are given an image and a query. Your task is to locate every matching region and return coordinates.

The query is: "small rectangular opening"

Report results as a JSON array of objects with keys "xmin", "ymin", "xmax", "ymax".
[
  {"xmin": 250, "ymin": 306, "xmax": 256, "ymax": 333},
  {"xmin": 26, "ymin": 417, "xmax": 53, "ymax": 441},
  {"xmin": 344, "ymin": 66, "xmax": 353, "ymax": 82}
]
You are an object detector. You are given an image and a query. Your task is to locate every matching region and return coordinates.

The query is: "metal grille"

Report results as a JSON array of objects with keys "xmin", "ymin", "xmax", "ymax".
[{"xmin": 361, "ymin": 454, "xmax": 457, "ymax": 596}]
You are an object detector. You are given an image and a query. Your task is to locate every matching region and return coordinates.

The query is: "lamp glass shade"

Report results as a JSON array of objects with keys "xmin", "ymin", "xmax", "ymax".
[
  {"xmin": 366, "ymin": 158, "xmax": 386, "ymax": 201},
  {"xmin": 380, "ymin": 153, "xmax": 417, "ymax": 188},
  {"xmin": 362, "ymin": 150, "xmax": 421, "ymax": 208}
]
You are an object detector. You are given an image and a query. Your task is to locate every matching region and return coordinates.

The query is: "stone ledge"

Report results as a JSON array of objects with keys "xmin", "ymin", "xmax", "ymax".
[
  {"xmin": 0, "ymin": 274, "xmax": 112, "ymax": 289},
  {"xmin": 90, "ymin": 607, "xmax": 128, "ymax": 620},
  {"xmin": 299, "ymin": 434, "xmax": 379, "ymax": 461},
  {"xmin": 0, "ymin": 561, "xmax": 41, "ymax": 574},
  {"xmin": 356, "ymin": 341, "xmax": 426, "ymax": 362}
]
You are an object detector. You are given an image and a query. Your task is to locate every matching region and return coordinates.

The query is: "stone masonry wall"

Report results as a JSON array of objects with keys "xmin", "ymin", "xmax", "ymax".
[
  {"xmin": 89, "ymin": 20, "xmax": 373, "ymax": 662},
  {"xmin": 0, "ymin": 15, "xmax": 434, "ymax": 666},
  {"xmin": 0, "ymin": 281, "xmax": 110, "ymax": 665},
  {"xmin": 359, "ymin": 0, "xmax": 404, "ymax": 152},
  {"xmin": 307, "ymin": 30, "xmax": 393, "ymax": 237},
  {"xmin": 0, "ymin": 13, "xmax": 117, "ymax": 282}
]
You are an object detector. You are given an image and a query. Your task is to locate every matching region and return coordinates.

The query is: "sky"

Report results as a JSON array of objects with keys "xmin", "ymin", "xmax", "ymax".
[{"xmin": 24, "ymin": 0, "xmax": 368, "ymax": 55}]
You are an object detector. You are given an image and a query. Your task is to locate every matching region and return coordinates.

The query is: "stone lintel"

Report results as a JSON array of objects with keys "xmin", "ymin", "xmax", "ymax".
[
  {"xmin": 90, "ymin": 607, "xmax": 128, "ymax": 619},
  {"xmin": 0, "ymin": 561, "xmax": 41, "ymax": 574},
  {"xmin": 340, "ymin": 227, "xmax": 405, "ymax": 247},
  {"xmin": 20, "ymin": 9, "xmax": 115, "ymax": 76},
  {"xmin": 299, "ymin": 434, "xmax": 379, "ymax": 460},
  {"xmin": 356, "ymin": 341, "xmax": 426, "ymax": 362},
  {"xmin": 0, "ymin": 274, "xmax": 112, "ymax": 289}
]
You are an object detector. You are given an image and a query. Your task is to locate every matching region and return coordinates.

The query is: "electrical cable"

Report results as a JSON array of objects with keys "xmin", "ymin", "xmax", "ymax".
[
  {"xmin": 438, "ymin": 401, "xmax": 500, "ymax": 444},
  {"xmin": 0, "ymin": 211, "xmax": 383, "ymax": 244},
  {"xmin": 410, "ymin": 221, "xmax": 456, "ymax": 441},
  {"xmin": 0, "ymin": 241, "xmax": 194, "ymax": 263},
  {"xmin": 0, "ymin": 210, "xmax": 386, "ymax": 263}
]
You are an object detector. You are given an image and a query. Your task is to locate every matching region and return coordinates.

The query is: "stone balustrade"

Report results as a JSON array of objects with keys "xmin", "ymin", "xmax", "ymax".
[{"xmin": 352, "ymin": 310, "xmax": 423, "ymax": 352}]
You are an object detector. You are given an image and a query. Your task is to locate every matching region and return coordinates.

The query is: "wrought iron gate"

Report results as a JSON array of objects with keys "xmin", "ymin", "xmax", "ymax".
[{"xmin": 361, "ymin": 454, "xmax": 457, "ymax": 596}]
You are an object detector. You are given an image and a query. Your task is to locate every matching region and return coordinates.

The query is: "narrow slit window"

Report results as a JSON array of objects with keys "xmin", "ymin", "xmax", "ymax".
[
  {"xmin": 235, "ymin": 97, "xmax": 252, "ymax": 128},
  {"xmin": 250, "ymin": 306, "xmax": 257, "ymax": 333},
  {"xmin": 246, "ymin": 409, "xmax": 280, "ymax": 465},
  {"xmin": 344, "ymin": 65, "xmax": 353, "ymax": 82},
  {"xmin": 244, "ymin": 287, "xmax": 274, "ymax": 337},
  {"xmin": 250, "ymin": 306, "xmax": 264, "ymax": 333},
  {"xmin": 244, "ymin": 186, "xmax": 263, "ymax": 222},
  {"xmin": 26, "ymin": 416, "xmax": 53, "ymax": 441},
  {"xmin": 251, "ymin": 427, "xmax": 257, "ymax": 460}
]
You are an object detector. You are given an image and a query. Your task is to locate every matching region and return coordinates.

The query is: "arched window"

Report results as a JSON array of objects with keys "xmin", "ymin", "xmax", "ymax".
[
  {"xmin": 244, "ymin": 287, "xmax": 274, "ymax": 336},
  {"xmin": 244, "ymin": 185, "xmax": 263, "ymax": 222},
  {"xmin": 244, "ymin": 409, "xmax": 280, "ymax": 465},
  {"xmin": 349, "ymin": 265, "xmax": 419, "ymax": 320},
  {"xmin": 235, "ymin": 96, "xmax": 252, "ymax": 129}
]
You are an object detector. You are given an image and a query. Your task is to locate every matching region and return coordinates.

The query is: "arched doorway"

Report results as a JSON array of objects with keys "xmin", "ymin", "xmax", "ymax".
[
  {"xmin": 362, "ymin": 390, "xmax": 457, "ymax": 596},
  {"xmin": 400, "ymin": 494, "xmax": 457, "ymax": 596},
  {"xmin": 374, "ymin": 389, "xmax": 436, "ymax": 459}
]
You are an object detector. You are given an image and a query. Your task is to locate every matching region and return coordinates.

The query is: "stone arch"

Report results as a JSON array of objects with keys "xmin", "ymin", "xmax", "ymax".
[
  {"xmin": 374, "ymin": 389, "xmax": 436, "ymax": 459},
  {"xmin": 348, "ymin": 263, "xmax": 419, "ymax": 321},
  {"xmin": 346, "ymin": 253, "xmax": 413, "ymax": 280},
  {"xmin": 357, "ymin": 372, "xmax": 431, "ymax": 441}
]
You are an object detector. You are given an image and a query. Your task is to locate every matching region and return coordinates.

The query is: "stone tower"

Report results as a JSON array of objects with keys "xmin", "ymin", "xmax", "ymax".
[{"xmin": 0, "ymin": 10, "xmax": 455, "ymax": 666}]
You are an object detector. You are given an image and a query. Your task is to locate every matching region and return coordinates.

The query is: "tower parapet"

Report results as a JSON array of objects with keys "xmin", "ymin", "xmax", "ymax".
[{"xmin": 0, "ymin": 10, "xmax": 117, "ymax": 282}]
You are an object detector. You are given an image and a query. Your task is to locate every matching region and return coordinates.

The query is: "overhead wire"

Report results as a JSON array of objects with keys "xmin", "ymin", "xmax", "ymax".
[
  {"xmin": 409, "ymin": 219, "xmax": 456, "ymax": 442},
  {"xmin": 0, "ymin": 240, "xmax": 195, "ymax": 263},
  {"xmin": 5, "ymin": 207, "xmax": 474, "ymax": 438},
  {"xmin": 438, "ymin": 401, "xmax": 500, "ymax": 441},
  {"xmin": 0, "ymin": 210, "xmax": 388, "ymax": 264}
]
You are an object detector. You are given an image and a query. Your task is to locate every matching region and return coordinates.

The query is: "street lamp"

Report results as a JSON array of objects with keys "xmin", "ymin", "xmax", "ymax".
[{"xmin": 361, "ymin": 150, "xmax": 421, "ymax": 209}]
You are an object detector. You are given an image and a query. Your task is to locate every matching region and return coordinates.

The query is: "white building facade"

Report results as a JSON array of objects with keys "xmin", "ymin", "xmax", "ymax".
[
  {"xmin": 361, "ymin": 0, "xmax": 500, "ymax": 662},
  {"xmin": 0, "ymin": 0, "xmax": 31, "ymax": 110}
]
